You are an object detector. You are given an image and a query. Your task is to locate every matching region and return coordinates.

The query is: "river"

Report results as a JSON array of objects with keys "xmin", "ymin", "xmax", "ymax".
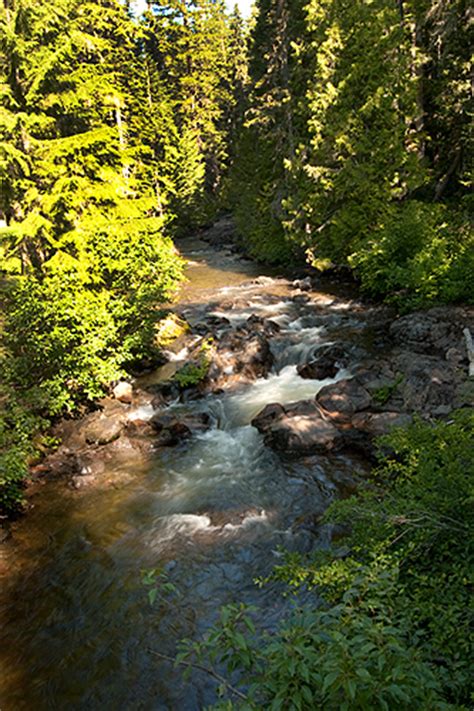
[{"xmin": 0, "ymin": 234, "xmax": 376, "ymax": 710}]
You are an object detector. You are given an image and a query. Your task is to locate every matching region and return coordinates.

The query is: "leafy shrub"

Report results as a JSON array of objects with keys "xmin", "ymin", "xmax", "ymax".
[
  {"xmin": 0, "ymin": 385, "xmax": 48, "ymax": 513},
  {"xmin": 4, "ymin": 229, "xmax": 184, "ymax": 415},
  {"xmin": 1, "ymin": 220, "xmax": 184, "ymax": 511},
  {"xmin": 349, "ymin": 200, "xmax": 473, "ymax": 309},
  {"xmin": 174, "ymin": 359, "xmax": 210, "ymax": 388}
]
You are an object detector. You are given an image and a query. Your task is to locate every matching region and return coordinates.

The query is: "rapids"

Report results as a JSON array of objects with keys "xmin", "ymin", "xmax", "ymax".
[{"xmin": 0, "ymin": 236, "xmax": 373, "ymax": 710}]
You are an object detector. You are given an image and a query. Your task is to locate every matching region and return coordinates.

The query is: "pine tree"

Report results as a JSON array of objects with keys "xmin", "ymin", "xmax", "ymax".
[
  {"xmin": 229, "ymin": 0, "xmax": 307, "ymax": 262},
  {"xmin": 143, "ymin": 0, "xmax": 239, "ymax": 228}
]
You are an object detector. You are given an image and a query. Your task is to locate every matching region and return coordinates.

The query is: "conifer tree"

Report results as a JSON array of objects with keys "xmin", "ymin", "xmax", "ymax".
[{"xmin": 143, "ymin": 0, "xmax": 240, "ymax": 228}]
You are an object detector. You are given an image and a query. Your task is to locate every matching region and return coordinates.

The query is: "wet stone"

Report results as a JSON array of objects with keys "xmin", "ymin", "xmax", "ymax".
[
  {"xmin": 112, "ymin": 381, "xmax": 133, "ymax": 404},
  {"xmin": 316, "ymin": 378, "xmax": 372, "ymax": 422},
  {"xmin": 84, "ymin": 418, "xmax": 123, "ymax": 445},
  {"xmin": 261, "ymin": 413, "xmax": 344, "ymax": 456}
]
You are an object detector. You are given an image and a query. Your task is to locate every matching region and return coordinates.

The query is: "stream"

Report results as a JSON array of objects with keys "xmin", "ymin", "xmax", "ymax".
[{"xmin": 0, "ymin": 235, "xmax": 379, "ymax": 710}]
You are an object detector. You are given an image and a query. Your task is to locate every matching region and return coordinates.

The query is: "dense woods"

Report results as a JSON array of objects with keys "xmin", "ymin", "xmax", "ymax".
[
  {"xmin": 232, "ymin": 0, "xmax": 473, "ymax": 307},
  {"xmin": 0, "ymin": 0, "xmax": 472, "ymax": 707}
]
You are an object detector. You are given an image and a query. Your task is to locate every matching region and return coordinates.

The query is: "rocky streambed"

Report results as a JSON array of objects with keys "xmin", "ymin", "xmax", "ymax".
[{"xmin": 0, "ymin": 226, "xmax": 473, "ymax": 709}]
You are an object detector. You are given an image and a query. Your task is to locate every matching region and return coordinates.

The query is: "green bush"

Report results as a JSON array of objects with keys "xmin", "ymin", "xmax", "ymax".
[
  {"xmin": 4, "ymin": 228, "xmax": 184, "ymax": 415},
  {"xmin": 349, "ymin": 200, "xmax": 474, "ymax": 310},
  {"xmin": 0, "ymin": 385, "xmax": 47, "ymax": 513},
  {"xmin": 1, "ymin": 221, "xmax": 184, "ymax": 512}
]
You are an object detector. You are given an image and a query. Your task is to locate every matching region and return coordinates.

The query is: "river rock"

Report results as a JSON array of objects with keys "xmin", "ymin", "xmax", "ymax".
[
  {"xmin": 265, "ymin": 414, "xmax": 344, "ymax": 455},
  {"xmin": 316, "ymin": 378, "xmax": 372, "ymax": 422},
  {"xmin": 112, "ymin": 381, "xmax": 133, "ymax": 404},
  {"xmin": 351, "ymin": 411, "xmax": 412, "ymax": 437},
  {"xmin": 150, "ymin": 411, "xmax": 211, "ymax": 446},
  {"xmin": 298, "ymin": 342, "xmax": 350, "ymax": 380},
  {"xmin": 292, "ymin": 277, "xmax": 312, "ymax": 291},
  {"xmin": 208, "ymin": 327, "xmax": 273, "ymax": 386},
  {"xmin": 245, "ymin": 313, "xmax": 280, "ymax": 336},
  {"xmin": 251, "ymin": 402, "xmax": 286, "ymax": 432},
  {"xmin": 252, "ymin": 402, "xmax": 344, "ymax": 455},
  {"xmin": 297, "ymin": 354, "xmax": 339, "ymax": 380},
  {"xmin": 389, "ymin": 307, "xmax": 473, "ymax": 357},
  {"xmin": 84, "ymin": 417, "xmax": 123, "ymax": 445},
  {"xmin": 392, "ymin": 352, "xmax": 456, "ymax": 414},
  {"xmin": 31, "ymin": 447, "xmax": 79, "ymax": 478}
]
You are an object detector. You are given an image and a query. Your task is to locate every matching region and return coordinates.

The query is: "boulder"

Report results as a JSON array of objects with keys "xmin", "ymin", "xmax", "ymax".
[
  {"xmin": 297, "ymin": 355, "xmax": 339, "ymax": 380},
  {"xmin": 251, "ymin": 402, "xmax": 286, "ymax": 432},
  {"xmin": 393, "ymin": 352, "xmax": 456, "ymax": 415},
  {"xmin": 389, "ymin": 307, "xmax": 473, "ymax": 357},
  {"xmin": 252, "ymin": 402, "xmax": 344, "ymax": 455},
  {"xmin": 298, "ymin": 343, "xmax": 350, "ymax": 380},
  {"xmin": 209, "ymin": 327, "xmax": 274, "ymax": 386},
  {"xmin": 316, "ymin": 378, "xmax": 372, "ymax": 422},
  {"xmin": 112, "ymin": 381, "xmax": 133, "ymax": 404},
  {"xmin": 84, "ymin": 417, "xmax": 123, "ymax": 445},
  {"xmin": 261, "ymin": 413, "xmax": 344, "ymax": 455},
  {"xmin": 245, "ymin": 314, "xmax": 280, "ymax": 335},
  {"xmin": 351, "ymin": 411, "xmax": 412, "ymax": 437},
  {"xmin": 292, "ymin": 277, "xmax": 312, "ymax": 291},
  {"xmin": 150, "ymin": 411, "xmax": 212, "ymax": 446}
]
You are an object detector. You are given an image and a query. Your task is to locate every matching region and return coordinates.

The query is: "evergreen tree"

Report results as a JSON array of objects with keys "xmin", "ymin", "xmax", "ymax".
[
  {"xmin": 143, "ymin": 0, "xmax": 237, "ymax": 228},
  {"xmin": 229, "ymin": 0, "xmax": 307, "ymax": 262},
  {"xmin": 230, "ymin": 0, "xmax": 472, "ymax": 303}
]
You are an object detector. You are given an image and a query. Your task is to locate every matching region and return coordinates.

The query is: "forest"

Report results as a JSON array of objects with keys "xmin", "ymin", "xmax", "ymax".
[{"xmin": 0, "ymin": 0, "xmax": 472, "ymax": 708}]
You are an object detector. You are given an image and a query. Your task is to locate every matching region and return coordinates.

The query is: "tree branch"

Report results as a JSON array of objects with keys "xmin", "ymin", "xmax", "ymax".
[{"xmin": 148, "ymin": 649, "xmax": 248, "ymax": 701}]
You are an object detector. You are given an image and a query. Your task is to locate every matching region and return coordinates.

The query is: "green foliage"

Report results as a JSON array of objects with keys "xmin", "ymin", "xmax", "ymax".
[
  {"xmin": 3, "ymin": 224, "xmax": 183, "ymax": 414},
  {"xmin": 173, "ymin": 337, "xmax": 213, "ymax": 387},
  {"xmin": 372, "ymin": 374, "xmax": 404, "ymax": 405},
  {"xmin": 172, "ymin": 414, "xmax": 473, "ymax": 707},
  {"xmin": 349, "ymin": 201, "xmax": 474, "ymax": 309},
  {"xmin": 174, "ymin": 357, "xmax": 210, "ymax": 388},
  {"xmin": 231, "ymin": 0, "xmax": 472, "ymax": 305},
  {"xmin": 141, "ymin": 567, "xmax": 178, "ymax": 607},
  {"xmin": 0, "ymin": 384, "xmax": 47, "ymax": 513}
]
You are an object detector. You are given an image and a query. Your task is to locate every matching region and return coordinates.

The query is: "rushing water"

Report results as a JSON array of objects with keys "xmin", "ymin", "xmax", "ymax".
[{"xmin": 0, "ymin": 236, "xmax": 371, "ymax": 710}]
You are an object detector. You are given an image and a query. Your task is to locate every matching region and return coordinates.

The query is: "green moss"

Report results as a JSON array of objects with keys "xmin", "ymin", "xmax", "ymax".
[
  {"xmin": 174, "ymin": 357, "xmax": 209, "ymax": 387},
  {"xmin": 372, "ymin": 374, "xmax": 404, "ymax": 405}
]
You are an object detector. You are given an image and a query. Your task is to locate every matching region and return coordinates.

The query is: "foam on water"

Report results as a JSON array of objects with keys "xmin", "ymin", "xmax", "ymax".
[
  {"xmin": 153, "ymin": 425, "xmax": 274, "ymax": 510},
  {"xmin": 147, "ymin": 514, "xmax": 216, "ymax": 552},
  {"xmin": 222, "ymin": 509, "xmax": 269, "ymax": 532}
]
